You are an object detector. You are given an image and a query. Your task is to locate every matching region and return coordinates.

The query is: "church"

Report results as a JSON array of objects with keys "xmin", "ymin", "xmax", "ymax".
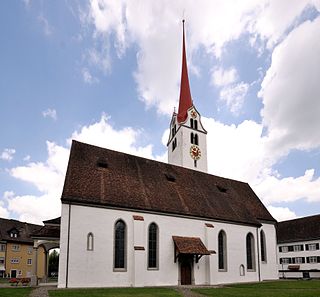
[{"xmin": 58, "ymin": 21, "xmax": 278, "ymax": 288}]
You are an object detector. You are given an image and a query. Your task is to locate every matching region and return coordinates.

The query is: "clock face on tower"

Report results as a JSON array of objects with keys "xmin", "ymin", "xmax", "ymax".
[{"xmin": 190, "ymin": 145, "xmax": 201, "ymax": 160}]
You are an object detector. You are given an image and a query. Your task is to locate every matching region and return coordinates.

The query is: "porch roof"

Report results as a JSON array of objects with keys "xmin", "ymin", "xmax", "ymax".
[{"xmin": 172, "ymin": 236, "xmax": 210, "ymax": 256}]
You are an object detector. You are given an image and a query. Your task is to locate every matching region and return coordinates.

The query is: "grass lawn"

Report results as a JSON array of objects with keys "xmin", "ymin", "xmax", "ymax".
[
  {"xmin": 192, "ymin": 280, "xmax": 320, "ymax": 297},
  {"xmin": 0, "ymin": 288, "xmax": 32, "ymax": 297},
  {"xmin": 49, "ymin": 287, "xmax": 182, "ymax": 297}
]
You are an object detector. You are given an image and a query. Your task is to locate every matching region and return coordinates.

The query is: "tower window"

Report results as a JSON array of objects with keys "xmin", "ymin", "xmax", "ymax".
[
  {"xmin": 171, "ymin": 124, "xmax": 176, "ymax": 137},
  {"xmin": 190, "ymin": 119, "xmax": 198, "ymax": 130},
  {"xmin": 191, "ymin": 133, "xmax": 199, "ymax": 145},
  {"xmin": 194, "ymin": 159, "xmax": 197, "ymax": 168},
  {"xmin": 172, "ymin": 138, "xmax": 177, "ymax": 151}
]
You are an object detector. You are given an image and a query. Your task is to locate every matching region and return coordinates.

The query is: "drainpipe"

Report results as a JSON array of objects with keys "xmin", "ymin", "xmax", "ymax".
[
  {"xmin": 66, "ymin": 204, "xmax": 71, "ymax": 288},
  {"xmin": 256, "ymin": 227, "xmax": 261, "ymax": 282}
]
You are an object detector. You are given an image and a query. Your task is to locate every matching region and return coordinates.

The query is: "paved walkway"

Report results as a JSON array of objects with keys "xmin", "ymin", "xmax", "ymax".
[
  {"xmin": 29, "ymin": 285, "xmax": 57, "ymax": 297},
  {"xmin": 175, "ymin": 286, "xmax": 206, "ymax": 297}
]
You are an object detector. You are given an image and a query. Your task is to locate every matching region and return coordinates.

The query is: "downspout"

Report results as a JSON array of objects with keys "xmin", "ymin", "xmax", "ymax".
[
  {"xmin": 66, "ymin": 204, "xmax": 71, "ymax": 288},
  {"xmin": 256, "ymin": 227, "xmax": 261, "ymax": 282}
]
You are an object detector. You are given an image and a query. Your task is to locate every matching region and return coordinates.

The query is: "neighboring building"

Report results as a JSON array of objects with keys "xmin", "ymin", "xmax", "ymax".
[
  {"xmin": 0, "ymin": 218, "xmax": 46, "ymax": 278},
  {"xmin": 58, "ymin": 21, "xmax": 278, "ymax": 288},
  {"xmin": 277, "ymin": 214, "xmax": 320, "ymax": 279}
]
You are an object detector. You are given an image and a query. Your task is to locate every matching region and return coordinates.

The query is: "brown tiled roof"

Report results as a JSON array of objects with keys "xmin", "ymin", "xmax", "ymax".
[
  {"xmin": 0, "ymin": 218, "xmax": 42, "ymax": 244},
  {"xmin": 31, "ymin": 225, "xmax": 60, "ymax": 239},
  {"xmin": 61, "ymin": 141, "xmax": 275, "ymax": 226},
  {"xmin": 173, "ymin": 236, "xmax": 210, "ymax": 255},
  {"xmin": 43, "ymin": 217, "xmax": 60, "ymax": 226},
  {"xmin": 277, "ymin": 214, "xmax": 320, "ymax": 243}
]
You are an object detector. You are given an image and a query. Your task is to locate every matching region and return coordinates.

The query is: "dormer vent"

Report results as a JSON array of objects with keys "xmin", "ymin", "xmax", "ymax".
[
  {"xmin": 165, "ymin": 173, "xmax": 176, "ymax": 182},
  {"xmin": 217, "ymin": 185, "xmax": 227, "ymax": 193},
  {"xmin": 96, "ymin": 158, "xmax": 108, "ymax": 169}
]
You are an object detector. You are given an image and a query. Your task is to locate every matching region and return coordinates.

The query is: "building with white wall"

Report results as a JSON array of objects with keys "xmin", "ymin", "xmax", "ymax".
[
  {"xmin": 58, "ymin": 21, "xmax": 278, "ymax": 288},
  {"xmin": 277, "ymin": 214, "xmax": 320, "ymax": 279}
]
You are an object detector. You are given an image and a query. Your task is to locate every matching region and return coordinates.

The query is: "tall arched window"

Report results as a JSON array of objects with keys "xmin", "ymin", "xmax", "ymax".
[
  {"xmin": 191, "ymin": 133, "xmax": 199, "ymax": 145},
  {"xmin": 218, "ymin": 230, "xmax": 227, "ymax": 271},
  {"xmin": 87, "ymin": 232, "xmax": 94, "ymax": 251},
  {"xmin": 260, "ymin": 230, "xmax": 267, "ymax": 262},
  {"xmin": 246, "ymin": 233, "xmax": 255, "ymax": 270},
  {"xmin": 148, "ymin": 223, "xmax": 158, "ymax": 269},
  {"xmin": 114, "ymin": 220, "xmax": 126, "ymax": 270}
]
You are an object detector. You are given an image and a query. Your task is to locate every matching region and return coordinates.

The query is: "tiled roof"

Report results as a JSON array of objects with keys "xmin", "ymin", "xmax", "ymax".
[
  {"xmin": 173, "ymin": 236, "xmax": 210, "ymax": 255},
  {"xmin": 61, "ymin": 141, "xmax": 276, "ymax": 226},
  {"xmin": 0, "ymin": 218, "xmax": 42, "ymax": 244},
  {"xmin": 32, "ymin": 225, "xmax": 60, "ymax": 239},
  {"xmin": 277, "ymin": 214, "xmax": 320, "ymax": 243}
]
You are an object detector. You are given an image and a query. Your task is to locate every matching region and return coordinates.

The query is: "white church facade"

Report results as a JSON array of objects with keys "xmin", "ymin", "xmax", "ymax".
[{"xmin": 58, "ymin": 21, "xmax": 278, "ymax": 288}]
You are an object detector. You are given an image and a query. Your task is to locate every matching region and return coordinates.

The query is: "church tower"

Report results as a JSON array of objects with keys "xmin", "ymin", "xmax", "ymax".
[{"xmin": 167, "ymin": 21, "xmax": 207, "ymax": 172}]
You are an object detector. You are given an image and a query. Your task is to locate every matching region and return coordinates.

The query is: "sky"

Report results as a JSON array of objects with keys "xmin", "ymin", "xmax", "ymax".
[{"xmin": 1, "ymin": 0, "xmax": 320, "ymax": 225}]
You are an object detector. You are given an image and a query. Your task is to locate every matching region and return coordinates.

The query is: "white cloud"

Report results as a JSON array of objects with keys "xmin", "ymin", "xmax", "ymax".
[
  {"xmin": 212, "ymin": 67, "xmax": 238, "ymax": 87},
  {"xmin": 260, "ymin": 17, "xmax": 320, "ymax": 157},
  {"xmin": 0, "ymin": 148, "xmax": 16, "ymax": 161},
  {"xmin": 23, "ymin": 155, "xmax": 31, "ymax": 162},
  {"xmin": 219, "ymin": 82, "xmax": 249, "ymax": 114},
  {"xmin": 5, "ymin": 115, "xmax": 158, "ymax": 223},
  {"xmin": 42, "ymin": 108, "xmax": 57, "ymax": 120},
  {"xmin": 267, "ymin": 206, "xmax": 297, "ymax": 222},
  {"xmin": 82, "ymin": 68, "xmax": 99, "ymax": 84},
  {"xmin": 0, "ymin": 195, "xmax": 10, "ymax": 219},
  {"xmin": 80, "ymin": 0, "xmax": 319, "ymax": 115},
  {"xmin": 254, "ymin": 169, "xmax": 320, "ymax": 205},
  {"xmin": 38, "ymin": 14, "xmax": 53, "ymax": 36}
]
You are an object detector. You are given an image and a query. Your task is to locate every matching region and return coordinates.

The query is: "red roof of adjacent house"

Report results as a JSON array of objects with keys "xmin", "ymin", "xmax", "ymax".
[
  {"xmin": 61, "ymin": 141, "xmax": 276, "ymax": 226},
  {"xmin": 177, "ymin": 20, "xmax": 193, "ymax": 123}
]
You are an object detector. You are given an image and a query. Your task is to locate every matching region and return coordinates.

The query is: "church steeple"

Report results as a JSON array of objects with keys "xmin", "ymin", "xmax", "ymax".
[
  {"xmin": 177, "ymin": 20, "xmax": 193, "ymax": 123},
  {"xmin": 167, "ymin": 21, "xmax": 208, "ymax": 173}
]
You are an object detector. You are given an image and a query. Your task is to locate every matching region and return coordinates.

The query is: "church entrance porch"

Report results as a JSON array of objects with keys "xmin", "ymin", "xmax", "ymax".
[{"xmin": 172, "ymin": 236, "xmax": 211, "ymax": 285}]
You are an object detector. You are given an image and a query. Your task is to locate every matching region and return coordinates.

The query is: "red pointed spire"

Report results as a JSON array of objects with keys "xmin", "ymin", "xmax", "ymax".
[{"xmin": 177, "ymin": 20, "xmax": 193, "ymax": 123}]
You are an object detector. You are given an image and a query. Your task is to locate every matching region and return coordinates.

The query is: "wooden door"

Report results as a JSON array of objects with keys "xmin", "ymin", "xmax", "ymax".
[{"xmin": 181, "ymin": 261, "xmax": 192, "ymax": 285}]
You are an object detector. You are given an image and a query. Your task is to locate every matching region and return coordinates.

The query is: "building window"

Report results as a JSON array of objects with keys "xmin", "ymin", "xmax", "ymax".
[
  {"xmin": 280, "ymin": 258, "xmax": 291, "ymax": 264},
  {"xmin": 148, "ymin": 223, "xmax": 158, "ymax": 269},
  {"xmin": 11, "ymin": 258, "xmax": 19, "ymax": 264},
  {"xmin": 246, "ymin": 233, "xmax": 255, "ymax": 271},
  {"xmin": 260, "ymin": 230, "xmax": 267, "ymax": 263},
  {"xmin": 12, "ymin": 245, "xmax": 20, "ymax": 252},
  {"xmin": 27, "ymin": 247, "xmax": 33, "ymax": 254},
  {"xmin": 218, "ymin": 230, "xmax": 227, "ymax": 271},
  {"xmin": 0, "ymin": 257, "xmax": 4, "ymax": 265},
  {"xmin": 239, "ymin": 264, "xmax": 245, "ymax": 276},
  {"xmin": 279, "ymin": 246, "xmax": 288, "ymax": 253},
  {"xmin": 190, "ymin": 133, "xmax": 199, "ymax": 145},
  {"xmin": 293, "ymin": 245, "xmax": 303, "ymax": 252},
  {"xmin": 27, "ymin": 258, "xmax": 32, "ymax": 265},
  {"xmin": 306, "ymin": 243, "xmax": 319, "ymax": 251},
  {"xmin": 190, "ymin": 119, "xmax": 198, "ymax": 130},
  {"xmin": 0, "ymin": 244, "xmax": 5, "ymax": 252},
  {"xmin": 114, "ymin": 220, "xmax": 126, "ymax": 270},
  {"xmin": 293, "ymin": 257, "xmax": 304, "ymax": 264},
  {"xmin": 308, "ymin": 256, "xmax": 318, "ymax": 264},
  {"xmin": 172, "ymin": 138, "xmax": 177, "ymax": 151},
  {"xmin": 87, "ymin": 232, "xmax": 94, "ymax": 251}
]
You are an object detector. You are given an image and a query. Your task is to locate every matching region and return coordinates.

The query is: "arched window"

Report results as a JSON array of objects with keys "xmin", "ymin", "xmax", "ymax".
[
  {"xmin": 87, "ymin": 232, "xmax": 94, "ymax": 251},
  {"xmin": 239, "ymin": 264, "xmax": 245, "ymax": 276},
  {"xmin": 190, "ymin": 118, "xmax": 194, "ymax": 128},
  {"xmin": 190, "ymin": 133, "xmax": 199, "ymax": 145},
  {"xmin": 148, "ymin": 223, "xmax": 158, "ymax": 269},
  {"xmin": 218, "ymin": 230, "xmax": 227, "ymax": 271},
  {"xmin": 260, "ymin": 230, "xmax": 267, "ymax": 262},
  {"xmin": 246, "ymin": 233, "xmax": 255, "ymax": 270},
  {"xmin": 194, "ymin": 134, "xmax": 199, "ymax": 145},
  {"xmin": 114, "ymin": 220, "xmax": 126, "ymax": 270}
]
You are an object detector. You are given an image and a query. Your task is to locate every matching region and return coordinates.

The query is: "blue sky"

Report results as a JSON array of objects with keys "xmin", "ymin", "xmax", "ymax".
[{"xmin": 0, "ymin": 0, "xmax": 320, "ymax": 224}]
